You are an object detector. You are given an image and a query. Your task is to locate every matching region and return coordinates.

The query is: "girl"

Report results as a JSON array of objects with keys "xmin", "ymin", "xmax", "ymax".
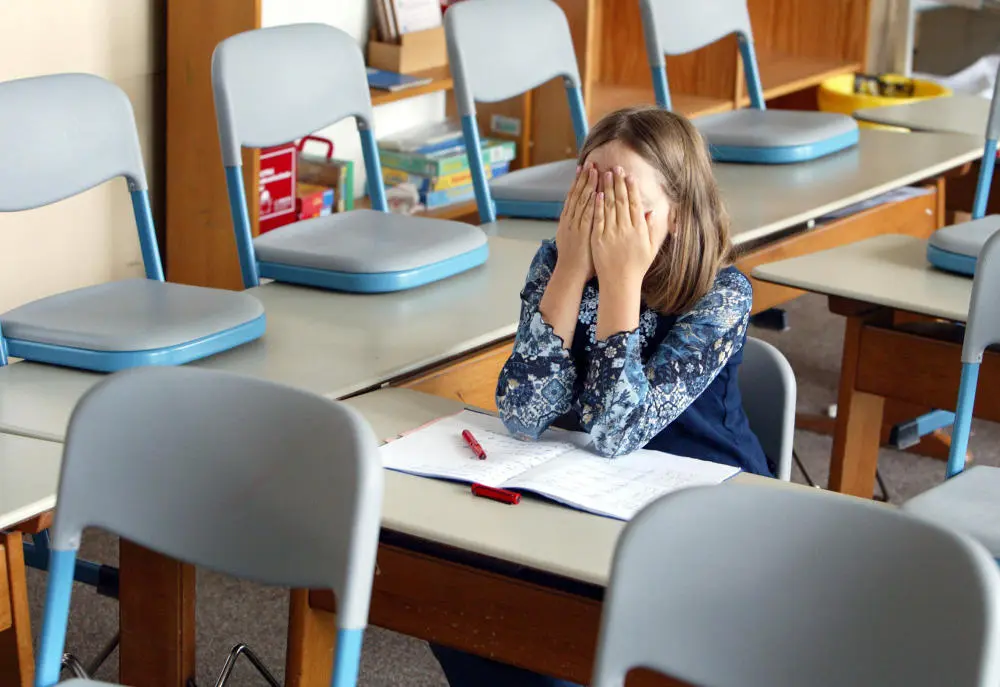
[{"xmin": 431, "ymin": 105, "xmax": 770, "ymax": 687}]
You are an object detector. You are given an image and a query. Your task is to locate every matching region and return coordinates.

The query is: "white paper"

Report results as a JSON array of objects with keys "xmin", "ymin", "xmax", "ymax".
[
  {"xmin": 392, "ymin": 0, "xmax": 443, "ymax": 34},
  {"xmin": 379, "ymin": 411, "xmax": 579, "ymax": 487},
  {"xmin": 505, "ymin": 449, "xmax": 740, "ymax": 520},
  {"xmin": 380, "ymin": 410, "xmax": 741, "ymax": 521}
]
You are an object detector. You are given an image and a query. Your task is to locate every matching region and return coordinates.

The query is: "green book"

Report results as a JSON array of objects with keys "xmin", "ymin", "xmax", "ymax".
[{"xmin": 378, "ymin": 138, "xmax": 516, "ymax": 177}]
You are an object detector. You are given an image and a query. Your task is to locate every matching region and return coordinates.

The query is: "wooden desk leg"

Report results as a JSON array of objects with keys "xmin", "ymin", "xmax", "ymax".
[
  {"xmin": 119, "ymin": 540, "xmax": 195, "ymax": 687},
  {"xmin": 0, "ymin": 533, "xmax": 32, "ymax": 687},
  {"xmin": 829, "ymin": 316, "xmax": 886, "ymax": 498},
  {"xmin": 285, "ymin": 590, "xmax": 336, "ymax": 687}
]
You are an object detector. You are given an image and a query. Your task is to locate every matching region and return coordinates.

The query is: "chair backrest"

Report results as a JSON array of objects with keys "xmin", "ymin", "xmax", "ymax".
[
  {"xmin": 592, "ymin": 483, "xmax": 1000, "ymax": 687},
  {"xmin": 212, "ymin": 23, "xmax": 388, "ymax": 288},
  {"xmin": 0, "ymin": 72, "xmax": 162, "ymax": 283},
  {"xmin": 638, "ymin": 0, "xmax": 765, "ymax": 111},
  {"xmin": 945, "ymin": 229, "xmax": 1000, "ymax": 477},
  {"xmin": 35, "ymin": 367, "xmax": 383, "ymax": 686},
  {"xmin": 445, "ymin": 0, "xmax": 588, "ymax": 224},
  {"xmin": 970, "ymin": 60, "xmax": 1000, "ymax": 219},
  {"xmin": 738, "ymin": 337, "xmax": 795, "ymax": 481},
  {"xmin": 445, "ymin": 0, "xmax": 582, "ymax": 116}
]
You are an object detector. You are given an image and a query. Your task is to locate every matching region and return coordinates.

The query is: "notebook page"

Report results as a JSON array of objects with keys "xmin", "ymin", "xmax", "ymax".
[
  {"xmin": 379, "ymin": 410, "xmax": 580, "ymax": 487},
  {"xmin": 504, "ymin": 448, "xmax": 740, "ymax": 521}
]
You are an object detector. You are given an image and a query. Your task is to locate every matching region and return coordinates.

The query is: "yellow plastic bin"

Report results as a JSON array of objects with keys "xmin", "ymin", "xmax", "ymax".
[{"xmin": 818, "ymin": 73, "xmax": 952, "ymax": 130}]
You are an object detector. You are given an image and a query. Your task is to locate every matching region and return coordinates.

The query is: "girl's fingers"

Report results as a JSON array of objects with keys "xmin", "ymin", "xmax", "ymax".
[
  {"xmin": 603, "ymin": 170, "xmax": 617, "ymax": 231},
  {"xmin": 571, "ymin": 166, "xmax": 597, "ymax": 229},
  {"xmin": 624, "ymin": 174, "xmax": 648, "ymax": 239},
  {"xmin": 593, "ymin": 191, "xmax": 606, "ymax": 239},
  {"xmin": 579, "ymin": 171, "xmax": 597, "ymax": 233},
  {"xmin": 613, "ymin": 167, "xmax": 630, "ymax": 227}
]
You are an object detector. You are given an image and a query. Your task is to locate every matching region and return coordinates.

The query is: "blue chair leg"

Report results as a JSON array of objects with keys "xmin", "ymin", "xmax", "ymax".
[
  {"xmin": 946, "ymin": 362, "xmax": 980, "ymax": 479},
  {"xmin": 36, "ymin": 548, "xmax": 79, "ymax": 687},
  {"xmin": 24, "ymin": 531, "xmax": 119, "ymax": 598},
  {"xmin": 888, "ymin": 409, "xmax": 956, "ymax": 450},
  {"xmin": 331, "ymin": 628, "xmax": 365, "ymax": 687}
]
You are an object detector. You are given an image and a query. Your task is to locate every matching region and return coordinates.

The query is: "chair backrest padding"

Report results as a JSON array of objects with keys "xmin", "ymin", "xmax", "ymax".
[
  {"xmin": 592, "ymin": 483, "xmax": 1000, "ymax": 687},
  {"xmin": 51, "ymin": 367, "xmax": 383, "ymax": 628},
  {"xmin": 638, "ymin": 0, "xmax": 754, "ymax": 63},
  {"xmin": 738, "ymin": 337, "xmax": 795, "ymax": 481},
  {"xmin": 445, "ymin": 0, "xmax": 582, "ymax": 116},
  {"xmin": 212, "ymin": 23, "xmax": 374, "ymax": 166},
  {"xmin": 0, "ymin": 73, "xmax": 148, "ymax": 211}
]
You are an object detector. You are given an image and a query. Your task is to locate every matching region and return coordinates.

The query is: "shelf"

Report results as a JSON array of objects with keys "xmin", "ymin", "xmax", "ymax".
[
  {"xmin": 589, "ymin": 83, "xmax": 733, "ymax": 122},
  {"xmin": 747, "ymin": 53, "xmax": 861, "ymax": 105},
  {"xmin": 369, "ymin": 66, "xmax": 454, "ymax": 107}
]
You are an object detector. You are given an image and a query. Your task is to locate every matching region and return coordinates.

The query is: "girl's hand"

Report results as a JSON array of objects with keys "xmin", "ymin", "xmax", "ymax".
[
  {"xmin": 592, "ymin": 167, "xmax": 657, "ymax": 287},
  {"xmin": 554, "ymin": 162, "xmax": 599, "ymax": 282}
]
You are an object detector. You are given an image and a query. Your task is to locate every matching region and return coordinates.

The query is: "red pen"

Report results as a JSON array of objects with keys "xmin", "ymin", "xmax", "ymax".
[
  {"xmin": 471, "ymin": 483, "xmax": 521, "ymax": 505},
  {"xmin": 462, "ymin": 429, "xmax": 487, "ymax": 460}
]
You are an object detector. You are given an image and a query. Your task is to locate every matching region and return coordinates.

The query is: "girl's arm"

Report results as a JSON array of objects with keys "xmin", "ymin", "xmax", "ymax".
[
  {"xmin": 496, "ymin": 241, "xmax": 582, "ymax": 440},
  {"xmin": 578, "ymin": 269, "xmax": 752, "ymax": 457}
]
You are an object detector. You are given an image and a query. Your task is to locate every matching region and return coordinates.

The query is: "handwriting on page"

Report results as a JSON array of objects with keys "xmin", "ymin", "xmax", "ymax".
[{"xmin": 379, "ymin": 411, "xmax": 579, "ymax": 487}]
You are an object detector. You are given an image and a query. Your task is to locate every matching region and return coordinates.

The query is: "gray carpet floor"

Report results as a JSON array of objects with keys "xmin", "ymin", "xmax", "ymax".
[{"xmin": 23, "ymin": 293, "xmax": 998, "ymax": 686}]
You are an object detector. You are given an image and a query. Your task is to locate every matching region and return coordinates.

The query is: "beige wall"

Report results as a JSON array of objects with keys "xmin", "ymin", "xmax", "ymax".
[{"xmin": 0, "ymin": 0, "xmax": 162, "ymax": 312}]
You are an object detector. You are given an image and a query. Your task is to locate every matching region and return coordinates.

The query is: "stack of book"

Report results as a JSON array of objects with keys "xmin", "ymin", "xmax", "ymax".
[{"xmin": 378, "ymin": 120, "xmax": 515, "ymax": 211}]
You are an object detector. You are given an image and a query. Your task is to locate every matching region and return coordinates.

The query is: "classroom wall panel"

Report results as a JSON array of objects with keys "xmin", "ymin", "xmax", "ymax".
[{"xmin": 0, "ymin": 0, "xmax": 162, "ymax": 312}]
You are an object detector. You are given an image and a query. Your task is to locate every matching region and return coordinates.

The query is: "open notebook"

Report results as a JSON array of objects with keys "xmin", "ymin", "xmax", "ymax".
[{"xmin": 379, "ymin": 410, "xmax": 740, "ymax": 521}]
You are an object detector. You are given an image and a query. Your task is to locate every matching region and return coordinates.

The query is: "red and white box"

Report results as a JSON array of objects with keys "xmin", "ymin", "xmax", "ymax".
[{"xmin": 259, "ymin": 144, "xmax": 297, "ymax": 233}]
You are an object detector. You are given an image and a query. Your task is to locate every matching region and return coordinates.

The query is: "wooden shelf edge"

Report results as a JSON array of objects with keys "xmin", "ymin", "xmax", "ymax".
[
  {"xmin": 370, "ymin": 66, "xmax": 454, "ymax": 107},
  {"xmin": 589, "ymin": 82, "xmax": 733, "ymax": 122},
  {"xmin": 748, "ymin": 56, "xmax": 861, "ymax": 106}
]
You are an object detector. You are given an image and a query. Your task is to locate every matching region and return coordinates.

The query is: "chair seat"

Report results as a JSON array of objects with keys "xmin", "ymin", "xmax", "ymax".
[
  {"xmin": 927, "ymin": 215, "xmax": 1000, "ymax": 276},
  {"xmin": 0, "ymin": 279, "xmax": 265, "ymax": 371},
  {"xmin": 489, "ymin": 159, "xmax": 577, "ymax": 203},
  {"xmin": 253, "ymin": 209, "xmax": 489, "ymax": 292},
  {"xmin": 694, "ymin": 109, "xmax": 860, "ymax": 163},
  {"xmin": 903, "ymin": 465, "xmax": 1000, "ymax": 557}
]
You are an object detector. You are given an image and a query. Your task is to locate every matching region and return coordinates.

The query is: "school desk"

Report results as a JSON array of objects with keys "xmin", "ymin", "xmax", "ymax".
[
  {"xmin": 0, "ymin": 432, "xmax": 61, "ymax": 686},
  {"xmin": 751, "ymin": 234, "xmax": 977, "ymax": 498},
  {"xmin": 854, "ymin": 95, "xmax": 990, "ymax": 136},
  {"xmin": 488, "ymin": 128, "xmax": 982, "ymax": 313},
  {"xmin": 0, "ymin": 129, "xmax": 982, "ymax": 686}
]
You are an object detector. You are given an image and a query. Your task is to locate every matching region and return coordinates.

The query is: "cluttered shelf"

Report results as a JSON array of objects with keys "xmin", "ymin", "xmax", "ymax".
[
  {"xmin": 588, "ymin": 83, "xmax": 733, "ymax": 122},
  {"xmin": 752, "ymin": 53, "xmax": 861, "ymax": 103},
  {"xmin": 357, "ymin": 195, "xmax": 479, "ymax": 221}
]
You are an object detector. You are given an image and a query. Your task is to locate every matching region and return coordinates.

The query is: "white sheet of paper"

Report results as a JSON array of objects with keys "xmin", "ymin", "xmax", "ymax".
[{"xmin": 379, "ymin": 411, "xmax": 579, "ymax": 487}]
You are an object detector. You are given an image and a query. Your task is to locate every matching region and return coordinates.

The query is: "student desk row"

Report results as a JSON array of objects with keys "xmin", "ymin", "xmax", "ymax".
[
  {"xmin": 854, "ymin": 95, "xmax": 990, "ymax": 136},
  {"xmin": 753, "ymin": 234, "xmax": 982, "ymax": 499},
  {"xmin": 0, "ymin": 127, "xmax": 984, "ymax": 686}
]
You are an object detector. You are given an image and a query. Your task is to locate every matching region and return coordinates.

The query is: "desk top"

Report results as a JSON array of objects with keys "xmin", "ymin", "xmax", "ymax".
[
  {"xmin": 0, "ymin": 235, "xmax": 540, "ymax": 442},
  {"xmin": 0, "ymin": 432, "xmax": 61, "ymax": 530},
  {"xmin": 854, "ymin": 96, "xmax": 990, "ymax": 137},
  {"xmin": 486, "ymin": 129, "xmax": 982, "ymax": 248},
  {"xmin": 345, "ymin": 388, "xmax": 802, "ymax": 586},
  {"xmin": 751, "ymin": 234, "xmax": 973, "ymax": 321}
]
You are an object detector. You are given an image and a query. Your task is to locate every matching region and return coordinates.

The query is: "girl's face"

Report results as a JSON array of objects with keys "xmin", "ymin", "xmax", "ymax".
[{"xmin": 582, "ymin": 140, "xmax": 672, "ymax": 252}]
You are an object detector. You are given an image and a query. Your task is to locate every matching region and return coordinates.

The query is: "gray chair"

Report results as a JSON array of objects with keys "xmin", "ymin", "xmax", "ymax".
[
  {"xmin": 739, "ymin": 337, "xmax": 795, "ymax": 481},
  {"xmin": 904, "ymin": 229, "xmax": 1000, "ymax": 557},
  {"xmin": 0, "ymin": 73, "xmax": 265, "ymax": 372},
  {"xmin": 33, "ymin": 367, "xmax": 383, "ymax": 687},
  {"xmin": 637, "ymin": 0, "xmax": 858, "ymax": 164},
  {"xmin": 445, "ymin": 0, "xmax": 587, "ymax": 223},
  {"xmin": 212, "ymin": 23, "xmax": 488, "ymax": 293},
  {"xmin": 927, "ymin": 58, "xmax": 1000, "ymax": 276},
  {"xmin": 592, "ymin": 482, "xmax": 1000, "ymax": 687}
]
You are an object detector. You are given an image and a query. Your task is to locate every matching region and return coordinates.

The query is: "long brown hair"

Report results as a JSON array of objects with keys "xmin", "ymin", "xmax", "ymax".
[{"xmin": 578, "ymin": 106, "xmax": 732, "ymax": 314}]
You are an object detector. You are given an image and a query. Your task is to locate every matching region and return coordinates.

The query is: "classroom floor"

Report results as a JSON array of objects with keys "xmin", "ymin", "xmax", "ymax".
[{"xmin": 24, "ymin": 293, "xmax": 998, "ymax": 686}]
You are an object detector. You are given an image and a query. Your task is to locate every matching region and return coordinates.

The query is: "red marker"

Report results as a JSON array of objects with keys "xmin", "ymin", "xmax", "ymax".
[
  {"xmin": 471, "ymin": 483, "xmax": 521, "ymax": 505},
  {"xmin": 462, "ymin": 429, "xmax": 487, "ymax": 460}
]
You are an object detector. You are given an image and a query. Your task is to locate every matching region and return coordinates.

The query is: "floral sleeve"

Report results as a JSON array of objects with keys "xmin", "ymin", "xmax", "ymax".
[
  {"xmin": 495, "ymin": 241, "xmax": 579, "ymax": 440},
  {"xmin": 578, "ymin": 269, "xmax": 752, "ymax": 457}
]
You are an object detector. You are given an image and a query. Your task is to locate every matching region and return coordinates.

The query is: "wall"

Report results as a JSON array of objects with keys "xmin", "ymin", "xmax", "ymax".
[
  {"xmin": 0, "ymin": 0, "xmax": 159, "ymax": 312},
  {"xmin": 261, "ymin": 0, "xmax": 446, "ymax": 198}
]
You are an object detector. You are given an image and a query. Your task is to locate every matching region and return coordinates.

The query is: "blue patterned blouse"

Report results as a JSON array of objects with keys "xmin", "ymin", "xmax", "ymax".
[{"xmin": 496, "ymin": 240, "xmax": 772, "ymax": 476}]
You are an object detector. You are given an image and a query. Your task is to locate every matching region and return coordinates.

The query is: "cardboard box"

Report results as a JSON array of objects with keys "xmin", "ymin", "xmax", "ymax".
[
  {"xmin": 367, "ymin": 26, "xmax": 447, "ymax": 74},
  {"xmin": 297, "ymin": 183, "xmax": 335, "ymax": 220}
]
